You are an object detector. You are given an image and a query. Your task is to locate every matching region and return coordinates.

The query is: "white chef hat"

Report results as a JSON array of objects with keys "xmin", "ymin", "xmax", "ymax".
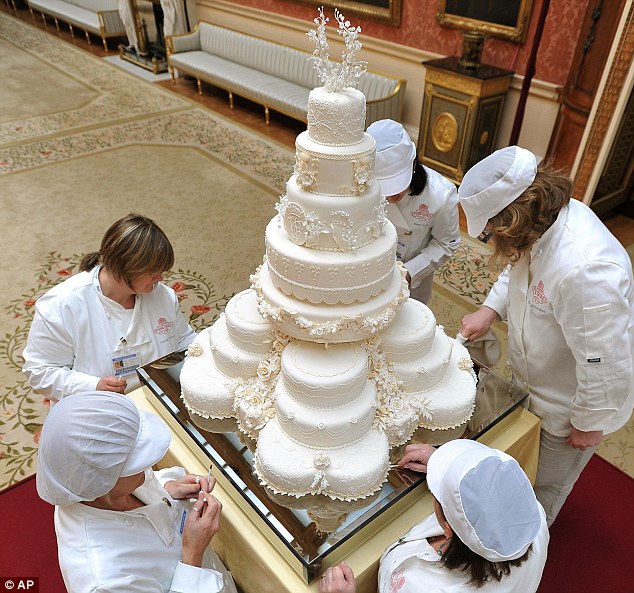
[
  {"xmin": 458, "ymin": 146, "xmax": 537, "ymax": 237},
  {"xmin": 36, "ymin": 391, "xmax": 171, "ymax": 506},
  {"xmin": 368, "ymin": 119, "xmax": 417, "ymax": 196},
  {"xmin": 427, "ymin": 439, "xmax": 541, "ymax": 562}
]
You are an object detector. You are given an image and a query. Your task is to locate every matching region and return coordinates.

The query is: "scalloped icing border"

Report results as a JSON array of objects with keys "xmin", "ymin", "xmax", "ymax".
[
  {"xmin": 253, "ymin": 451, "xmax": 389, "ymax": 502},
  {"xmin": 250, "ymin": 261, "xmax": 410, "ymax": 340}
]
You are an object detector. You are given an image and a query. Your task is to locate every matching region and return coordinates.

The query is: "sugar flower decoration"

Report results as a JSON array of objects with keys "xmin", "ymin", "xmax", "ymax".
[{"xmin": 307, "ymin": 7, "xmax": 367, "ymax": 92}]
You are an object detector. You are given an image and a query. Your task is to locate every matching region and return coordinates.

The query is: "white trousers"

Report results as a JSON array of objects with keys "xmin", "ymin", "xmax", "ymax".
[{"xmin": 533, "ymin": 428, "xmax": 598, "ymax": 527}]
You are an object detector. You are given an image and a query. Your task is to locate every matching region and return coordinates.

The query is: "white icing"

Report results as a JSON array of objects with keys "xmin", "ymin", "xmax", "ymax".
[
  {"xmin": 307, "ymin": 87, "xmax": 366, "ymax": 146},
  {"xmin": 413, "ymin": 341, "xmax": 477, "ymax": 430},
  {"xmin": 279, "ymin": 177, "xmax": 386, "ymax": 252},
  {"xmin": 389, "ymin": 327, "xmax": 453, "ymax": 393},
  {"xmin": 254, "ymin": 262, "xmax": 410, "ymax": 342},
  {"xmin": 254, "ymin": 418, "xmax": 390, "ymax": 501},
  {"xmin": 180, "ymin": 330, "xmax": 234, "ymax": 418},
  {"xmin": 209, "ymin": 315, "xmax": 264, "ymax": 379},
  {"xmin": 379, "ymin": 298, "xmax": 437, "ymax": 363},
  {"xmin": 281, "ymin": 340, "xmax": 368, "ymax": 405},
  {"xmin": 224, "ymin": 289, "xmax": 274, "ymax": 355},
  {"xmin": 276, "ymin": 380, "xmax": 377, "ymax": 448},
  {"xmin": 294, "ymin": 131, "xmax": 376, "ymax": 196},
  {"xmin": 266, "ymin": 219, "xmax": 396, "ymax": 304}
]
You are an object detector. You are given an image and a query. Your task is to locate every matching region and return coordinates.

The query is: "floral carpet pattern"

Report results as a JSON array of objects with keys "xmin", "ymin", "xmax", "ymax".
[{"xmin": 0, "ymin": 109, "xmax": 292, "ymax": 194}]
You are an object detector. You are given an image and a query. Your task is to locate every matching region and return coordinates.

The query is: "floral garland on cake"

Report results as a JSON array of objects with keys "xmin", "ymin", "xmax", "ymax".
[
  {"xmin": 364, "ymin": 335, "xmax": 432, "ymax": 447},
  {"xmin": 232, "ymin": 330, "xmax": 291, "ymax": 440}
]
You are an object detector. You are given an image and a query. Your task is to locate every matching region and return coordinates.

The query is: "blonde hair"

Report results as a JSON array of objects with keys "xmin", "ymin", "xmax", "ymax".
[
  {"xmin": 80, "ymin": 214, "xmax": 174, "ymax": 287},
  {"xmin": 489, "ymin": 165, "xmax": 572, "ymax": 267}
]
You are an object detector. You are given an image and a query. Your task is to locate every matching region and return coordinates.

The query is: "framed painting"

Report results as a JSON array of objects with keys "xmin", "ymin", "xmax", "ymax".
[
  {"xmin": 290, "ymin": 0, "xmax": 402, "ymax": 26},
  {"xmin": 437, "ymin": 0, "xmax": 535, "ymax": 43}
]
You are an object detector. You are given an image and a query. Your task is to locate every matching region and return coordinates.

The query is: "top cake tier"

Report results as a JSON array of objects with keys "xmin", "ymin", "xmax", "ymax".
[{"xmin": 307, "ymin": 87, "xmax": 366, "ymax": 146}]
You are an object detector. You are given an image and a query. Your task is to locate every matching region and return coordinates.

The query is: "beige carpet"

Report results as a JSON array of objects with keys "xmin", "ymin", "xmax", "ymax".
[
  {"xmin": 0, "ymin": 12, "xmax": 189, "ymax": 146},
  {"xmin": 1, "ymin": 11, "xmax": 632, "ymax": 487}
]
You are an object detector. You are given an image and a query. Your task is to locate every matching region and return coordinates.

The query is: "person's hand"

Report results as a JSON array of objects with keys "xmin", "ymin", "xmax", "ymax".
[
  {"xmin": 397, "ymin": 443, "xmax": 436, "ymax": 473},
  {"xmin": 165, "ymin": 473, "xmax": 214, "ymax": 500},
  {"xmin": 460, "ymin": 306, "xmax": 500, "ymax": 341},
  {"xmin": 318, "ymin": 562, "xmax": 356, "ymax": 593},
  {"xmin": 567, "ymin": 427, "xmax": 603, "ymax": 451},
  {"xmin": 181, "ymin": 488, "xmax": 222, "ymax": 567},
  {"xmin": 96, "ymin": 375, "xmax": 127, "ymax": 393}
]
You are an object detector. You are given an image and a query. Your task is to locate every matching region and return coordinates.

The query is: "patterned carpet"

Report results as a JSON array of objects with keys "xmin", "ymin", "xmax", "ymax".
[{"xmin": 0, "ymin": 10, "xmax": 632, "ymax": 488}]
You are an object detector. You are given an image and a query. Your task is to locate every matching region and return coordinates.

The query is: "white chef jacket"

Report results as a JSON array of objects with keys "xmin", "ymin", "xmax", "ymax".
[
  {"xmin": 22, "ymin": 266, "xmax": 195, "ymax": 401},
  {"xmin": 378, "ymin": 508, "xmax": 548, "ymax": 593},
  {"xmin": 483, "ymin": 199, "xmax": 634, "ymax": 437},
  {"xmin": 54, "ymin": 467, "xmax": 237, "ymax": 593},
  {"xmin": 387, "ymin": 166, "xmax": 460, "ymax": 303}
]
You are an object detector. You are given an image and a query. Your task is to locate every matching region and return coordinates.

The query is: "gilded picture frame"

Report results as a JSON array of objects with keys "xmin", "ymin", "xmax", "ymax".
[
  {"xmin": 290, "ymin": 1, "xmax": 402, "ymax": 26},
  {"xmin": 437, "ymin": 0, "xmax": 534, "ymax": 43}
]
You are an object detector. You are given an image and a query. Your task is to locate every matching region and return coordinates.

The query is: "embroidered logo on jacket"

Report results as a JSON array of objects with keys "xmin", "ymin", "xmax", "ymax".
[
  {"xmin": 410, "ymin": 203, "xmax": 432, "ymax": 223},
  {"xmin": 531, "ymin": 280, "xmax": 548, "ymax": 304},
  {"xmin": 154, "ymin": 317, "xmax": 175, "ymax": 334},
  {"xmin": 389, "ymin": 569, "xmax": 406, "ymax": 593}
]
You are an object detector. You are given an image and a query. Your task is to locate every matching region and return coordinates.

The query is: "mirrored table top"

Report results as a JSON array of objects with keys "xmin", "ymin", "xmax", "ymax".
[{"xmin": 138, "ymin": 351, "xmax": 527, "ymax": 582}]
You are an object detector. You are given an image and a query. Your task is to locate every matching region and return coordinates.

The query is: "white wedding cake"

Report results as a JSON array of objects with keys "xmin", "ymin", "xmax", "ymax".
[{"xmin": 180, "ymin": 9, "xmax": 476, "ymax": 501}]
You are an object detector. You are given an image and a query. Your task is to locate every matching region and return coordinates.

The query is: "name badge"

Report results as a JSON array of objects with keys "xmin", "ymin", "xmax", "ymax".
[{"xmin": 112, "ymin": 352, "xmax": 140, "ymax": 376}]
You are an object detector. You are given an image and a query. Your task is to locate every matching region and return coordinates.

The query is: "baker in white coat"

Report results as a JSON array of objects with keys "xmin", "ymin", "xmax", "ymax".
[
  {"xmin": 37, "ymin": 391, "xmax": 237, "ymax": 593},
  {"xmin": 23, "ymin": 214, "xmax": 195, "ymax": 401},
  {"xmin": 457, "ymin": 146, "xmax": 634, "ymax": 526},
  {"xmin": 368, "ymin": 119, "xmax": 460, "ymax": 304},
  {"xmin": 319, "ymin": 440, "xmax": 548, "ymax": 593}
]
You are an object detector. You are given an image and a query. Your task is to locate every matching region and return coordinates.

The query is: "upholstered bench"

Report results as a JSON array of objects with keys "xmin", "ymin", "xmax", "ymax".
[
  {"xmin": 27, "ymin": 0, "xmax": 126, "ymax": 51},
  {"xmin": 166, "ymin": 21, "xmax": 406, "ymax": 125}
]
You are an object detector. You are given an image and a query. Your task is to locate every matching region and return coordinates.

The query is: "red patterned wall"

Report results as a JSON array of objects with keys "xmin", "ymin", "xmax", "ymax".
[{"xmin": 220, "ymin": 0, "xmax": 589, "ymax": 86}]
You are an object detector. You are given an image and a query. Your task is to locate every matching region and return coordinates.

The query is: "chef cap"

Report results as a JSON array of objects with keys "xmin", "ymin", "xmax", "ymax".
[
  {"xmin": 368, "ymin": 119, "xmax": 417, "ymax": 196},
  {"xmin": 36, "ymin": 391, "xmax": 171, "ymax": 506},
  {"xmin": 427, "ymin": 439, "xmax": 541, "ymax": 562},
  {"xmin": 458, "ymin": 146, "xmax": 537, "ymax": 237}
]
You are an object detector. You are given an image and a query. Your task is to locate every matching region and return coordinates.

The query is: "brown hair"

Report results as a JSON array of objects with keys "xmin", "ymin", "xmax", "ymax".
[
  {"xmin": 80, "ymin": 214, "xmax": 174, "ymax": 287},
  {"xmin": 489, "ymin": 165, "xmax": 572, "ymax": 267},
  {"xmin": 442, "ymin": 532, "xmax": 532, "ymax": 588}
]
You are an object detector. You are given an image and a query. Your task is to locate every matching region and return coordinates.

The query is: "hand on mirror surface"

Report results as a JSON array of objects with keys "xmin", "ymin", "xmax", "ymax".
[
  {"xmin": 165, "ymin": 474, "xmax": 216, "ymax": 500},
  {"xmin": 459, "ymin": 306, "xmax": 499, "ymax": 341},
  {"xmin": 398, "ymin": 443, "xmax": 437, "ymax": 473},
  {"xmin": 97, "ymin": 375, "xmax": 127, "ymax": 394},
  {"xmin": 318, "ymin": 562, "xmax": 356, "ymax": 593},
  {"xmin": 182, "ymin": 489, "xmax": 222, "ymax": 567},
  {"xmin": 567, "ymin": 427, "xmax": 603, "ymax": 451}
]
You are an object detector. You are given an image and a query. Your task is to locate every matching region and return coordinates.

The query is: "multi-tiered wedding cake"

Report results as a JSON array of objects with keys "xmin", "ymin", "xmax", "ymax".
[{"xmin": 180, "ymin": 10, "xmax": 477, "ymax": 501}]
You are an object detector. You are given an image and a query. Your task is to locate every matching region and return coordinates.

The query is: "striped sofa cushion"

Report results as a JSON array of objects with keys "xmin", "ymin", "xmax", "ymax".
[{"xmin": 199, "ymin": 23, "xmax": 320, "ymax": 89}]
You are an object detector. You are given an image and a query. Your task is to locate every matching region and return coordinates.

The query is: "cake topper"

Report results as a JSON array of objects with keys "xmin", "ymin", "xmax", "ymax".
[{"xmin": 307, "ymin": 7, "xmax": 367, "ymax": 92}]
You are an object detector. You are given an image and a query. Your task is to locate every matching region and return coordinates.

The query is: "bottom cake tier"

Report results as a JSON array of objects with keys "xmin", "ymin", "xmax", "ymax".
[{"xmin": 254, "ymin": 419, "xmax": 390, "ymax": 501}]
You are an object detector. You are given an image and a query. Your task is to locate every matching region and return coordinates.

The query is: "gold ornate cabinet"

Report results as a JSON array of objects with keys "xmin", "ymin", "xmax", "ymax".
[{"xmin": 418, "ymin": 57, "xmax": 514, "ymax": 183}]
